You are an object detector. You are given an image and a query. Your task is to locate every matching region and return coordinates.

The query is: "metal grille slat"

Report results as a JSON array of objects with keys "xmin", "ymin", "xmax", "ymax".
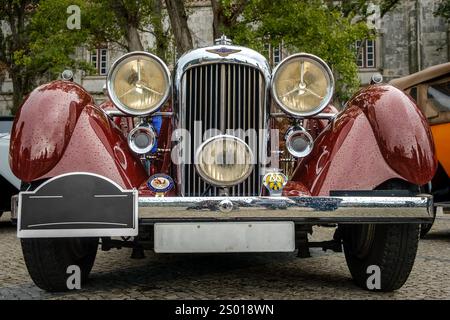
[{"xmin": 183, "ymin": 63, "xmax": 262, "ymax": 197}]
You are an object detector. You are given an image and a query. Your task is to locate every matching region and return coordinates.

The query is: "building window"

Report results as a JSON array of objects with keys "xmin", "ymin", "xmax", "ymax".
[
  {"xmin": 356, "ymin": 40, "xmax": 376, "ymax": 69},
  {"xmin": 264, "ymin": 43, "xmax": 283, "ymax": 67},
  {"xmin": 91, "ymin": 48, "xmax": 108, "ymax": 75},
  {"xmin": 273, "ymin": 45, "xmax": 282, "ymax": 65}
]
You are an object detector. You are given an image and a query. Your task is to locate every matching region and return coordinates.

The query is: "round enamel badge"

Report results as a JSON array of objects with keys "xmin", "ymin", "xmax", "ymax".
[
  {"xmin": 263, "ymin": 172, "xmax": 287, "ymax": 196},
  {"xmin": 147, "ymin": 174, "xmax": 174, "ymax": 193}
]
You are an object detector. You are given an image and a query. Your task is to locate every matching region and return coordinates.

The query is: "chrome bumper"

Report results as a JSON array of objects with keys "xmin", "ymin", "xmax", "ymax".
[
  {"xmin": 14, "ymin": 173, "xmax": 434, "ymax": 239},
  {"xmin": 138, "ymin": 195, "xmax": 434, "ymax": 224}
]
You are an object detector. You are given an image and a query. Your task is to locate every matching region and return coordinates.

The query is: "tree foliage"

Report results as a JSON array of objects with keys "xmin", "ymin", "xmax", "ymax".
[
  {"xmin": 2, "ymin": 0, "xmax": 177, "ymax": 113},
  {"xmin": 0, "ymin": 1, "xmax": 40, "ymax": 114},
  {"xmin": 220, "ymin": 0, "xmax": 372, "ymax": 101},
  {"xmin": 435, "ymin": 0, "xmax": 450, "ymax": 21},
  {"xmin": 211, "ymin": 0, "xmax": 402, "ymax": 102}
]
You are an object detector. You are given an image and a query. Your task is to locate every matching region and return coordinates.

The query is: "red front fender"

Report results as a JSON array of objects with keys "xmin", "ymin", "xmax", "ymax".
[
  {"xmin": 292, "ymin": 84, "xmax": 437, "ymax": 196},
  {"xmin": 9, "ymin": 80, "xmax": 147, "ymax": 188}
]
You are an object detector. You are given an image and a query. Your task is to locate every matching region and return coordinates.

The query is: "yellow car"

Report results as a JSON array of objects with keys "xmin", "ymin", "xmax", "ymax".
[{"xmin": 391, "ymin": 62, "xmax": 450, "ymax": 236}]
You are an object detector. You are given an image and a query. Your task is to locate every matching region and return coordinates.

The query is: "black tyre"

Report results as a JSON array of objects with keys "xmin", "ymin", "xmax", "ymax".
[
  {"xmin": 341, "ymin": 179, "xmax": 421, "ymax": 292},
  {"xmin": 420, "ymin": 206, "xmax": 436, "ymax": 238},
  {"xmin": 341, "ymin": 223, "xmax": 419, "ymax": 292},
  {"xmin": 21, "ymin": 237, "xmax": 98, "ymax": 292}
]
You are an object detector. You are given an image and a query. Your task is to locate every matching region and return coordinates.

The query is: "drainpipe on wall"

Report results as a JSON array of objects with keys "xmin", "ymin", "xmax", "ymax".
[{"xmin": 416, "ymin": 0, "xmax": 422, "ymax": 71}]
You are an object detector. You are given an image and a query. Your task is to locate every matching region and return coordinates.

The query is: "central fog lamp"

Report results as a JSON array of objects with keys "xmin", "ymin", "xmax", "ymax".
[{"xmin": 195, "ymin": 135, "xmax": 254, "ymax": 187}]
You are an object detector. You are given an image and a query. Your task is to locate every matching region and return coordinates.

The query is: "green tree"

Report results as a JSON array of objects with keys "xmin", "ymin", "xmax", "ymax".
[
  {"xmin": 4, "ymin": 0, "xmax": 177, "ymax": 113},
  {"xmin": 222, "ymin": 0, "xmax": 372, "ymax": 101},
  {"xmin": 0, "ymin": 0, "xmax": 39, "ymax": 114},
  {"xmin": 212, "ymin": 0, "xmax": 401, "ymax": 102},
  {"xmin": 435, "ymin": 0, "xmax": 450, "ymax": 21}
]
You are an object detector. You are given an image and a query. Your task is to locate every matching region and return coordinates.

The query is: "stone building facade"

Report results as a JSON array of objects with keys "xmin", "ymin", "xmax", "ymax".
[{"xmin": 0, "ymin": 0, "xmax": 448, "ymax": 115}]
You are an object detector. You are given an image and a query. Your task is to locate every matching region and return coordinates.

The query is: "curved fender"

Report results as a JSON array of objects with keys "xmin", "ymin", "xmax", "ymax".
[
  {"xmin": 9, "ymin": 81, "xmax": 148, "ymax": 189},
  {"xmin": 10, "ymin": 81, "xmax": 93, "ymax": 181},
  {"xmin": 292, "ymin": 84, "xmax": 437, "ymax": 196}
]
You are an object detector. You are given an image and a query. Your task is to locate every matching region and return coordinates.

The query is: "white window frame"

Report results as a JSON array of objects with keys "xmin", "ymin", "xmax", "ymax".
[
  {"xmin": 91, "ymin": 48, "xmax": 108, "ymax": 76},
  {"xmin": 356, "ymin": 40, "xmax": 377, "ymax": 69}
]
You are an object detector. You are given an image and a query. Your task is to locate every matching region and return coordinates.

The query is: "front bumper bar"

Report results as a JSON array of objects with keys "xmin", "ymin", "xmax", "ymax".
[
  {"xmin": 138, "ymin": 195, "xmax": 433, "ymax": 224},
  {"xmin": 15, "ymin": 173, "xmax": 434, "ymax": 238}
]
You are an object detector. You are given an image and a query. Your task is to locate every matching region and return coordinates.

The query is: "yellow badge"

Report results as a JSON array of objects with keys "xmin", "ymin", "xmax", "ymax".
[{"xmin": 263, "ymin": 172, "xmax": 288, "ymax": 196}]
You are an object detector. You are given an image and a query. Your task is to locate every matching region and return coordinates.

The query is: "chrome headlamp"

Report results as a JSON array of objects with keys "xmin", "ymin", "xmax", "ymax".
[
  {"xmin": 128, "ymin": 124, "xmax": 157, "ymax": 154},
  {"xmin": 107, "ymin": 52, "xmax": 171, "ymax": 116},
  {"xmin": 285, "ymin": 126, "xmax": 314, "ymax": 158},
  {"xmin": 272, "ymin": 53, "xmax": 334, "ymax": 117},
  {"xmin": 195, "ymin": 135, "xmax": 254, "ymax": 187}
]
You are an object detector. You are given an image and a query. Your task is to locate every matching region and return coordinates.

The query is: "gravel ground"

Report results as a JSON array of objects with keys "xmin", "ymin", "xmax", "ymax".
[{"xmin": 0, "ymin": 212, "xmax": 449, "ymax": 300}]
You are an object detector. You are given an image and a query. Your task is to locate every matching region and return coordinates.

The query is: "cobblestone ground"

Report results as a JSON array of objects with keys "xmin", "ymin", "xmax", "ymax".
[{"xmin": 0, "ymin": 212, "xmax": 449, "ymax": 300}]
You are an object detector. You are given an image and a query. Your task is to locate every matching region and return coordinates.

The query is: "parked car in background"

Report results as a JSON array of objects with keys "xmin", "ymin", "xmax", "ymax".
[
  {"xmin": 10, "ymin": 36, "xmax": 436, "ymax": 292},
  {"xmin": 390, "ymin": 62, "xmax": 450, "ymax": 237},
  {"xmin": 0, "ymin": 116, "xmax": 20, "ymax": 219}
]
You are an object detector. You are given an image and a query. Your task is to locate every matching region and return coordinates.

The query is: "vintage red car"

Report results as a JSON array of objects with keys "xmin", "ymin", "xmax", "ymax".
[{"xmin": 9, "ymin": 36, "xmax": 436, "ymax": 292}]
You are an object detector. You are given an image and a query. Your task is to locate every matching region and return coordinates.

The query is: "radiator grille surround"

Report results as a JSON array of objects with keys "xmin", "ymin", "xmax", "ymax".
[{"xmin": 180, "ymin": 63, "xmax": 266, "ymax": 196}]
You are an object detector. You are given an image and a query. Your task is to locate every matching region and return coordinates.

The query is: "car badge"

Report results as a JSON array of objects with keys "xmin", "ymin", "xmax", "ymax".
[
  {"xmin": 263, "ymin": 172, "xmax": 288, "ymax": 196},
  {"xmin": 206, "ymin": 47, "xmax": 241, "ymax": 57},
  {"xmin": 147, "ymin": 174, "xmax": 174, "ymax": 197}
]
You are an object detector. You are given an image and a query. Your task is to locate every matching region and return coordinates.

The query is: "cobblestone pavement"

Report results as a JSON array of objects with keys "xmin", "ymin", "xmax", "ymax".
[{"xmin": 0, "ymin": 212, "xmax": 449, "ymax": 300}]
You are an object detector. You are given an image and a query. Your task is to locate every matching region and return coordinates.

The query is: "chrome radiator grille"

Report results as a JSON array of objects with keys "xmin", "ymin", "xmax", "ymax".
[{"xmin": 181, "ymin": 63, "xmax": 265, "ymax": 196}]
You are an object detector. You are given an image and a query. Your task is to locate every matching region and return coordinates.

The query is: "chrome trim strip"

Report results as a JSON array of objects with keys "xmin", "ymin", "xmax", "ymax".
[
  {"xmin": 29, "ymin": 196, "xmax": 63, "ymax": 199},
  {"xmin": 270, "ymin": 112, "xmax": 336, "ymax": 120},
  {"xmin": 27, "ymin": 222, "xmax": 128, "ymax": 228},
  {"xmin": 94, "ymin": 194, "xmax": 130, "ymax": 198},
  {"xmin": 105, "ymin": 110, "xmax": 173, "ymax": 117}
]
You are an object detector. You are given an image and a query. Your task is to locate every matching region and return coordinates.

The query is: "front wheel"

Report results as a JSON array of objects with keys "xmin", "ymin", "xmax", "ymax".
[
  {"xmin": 21, "ymin": 238, "xmax": 98, "ymax": 292},
  {"xmin": 420, "ymin": 206, "xmax": 437, "ymax": 237},
  {"xmin": 341, "ymin": 223, "xmax": 419, "ymax": 292}
]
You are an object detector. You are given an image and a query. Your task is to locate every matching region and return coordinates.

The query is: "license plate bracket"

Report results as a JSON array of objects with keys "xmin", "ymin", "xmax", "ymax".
[{"xmin": 154, "ymin": 221, "xmax": 295, "ymax": 253}]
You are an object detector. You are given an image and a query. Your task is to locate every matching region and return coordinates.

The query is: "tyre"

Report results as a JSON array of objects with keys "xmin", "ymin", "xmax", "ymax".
[
  {"xmin": 340, "ymin": 179, "xmax": 421, "ymax": 292},
  {"xmin": 341, "ymin": 223, "xmax": 419, "ymax": 292},
  {"xmin": 420, "ymin": 206, "xmax": 436, "ymax": 238},
  {"xmin": 21, "ymin": 237, "xmax": 98, "ymax": 292}
]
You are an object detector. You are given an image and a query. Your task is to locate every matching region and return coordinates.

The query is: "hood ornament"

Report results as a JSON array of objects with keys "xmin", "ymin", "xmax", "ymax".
[
  {"xmin": 207, "ymin": 35, "xmax": 240, "ymax": 57},
  {"xmin": 214, "ymin": 34, "xmax": 232, "ymax": 45}
]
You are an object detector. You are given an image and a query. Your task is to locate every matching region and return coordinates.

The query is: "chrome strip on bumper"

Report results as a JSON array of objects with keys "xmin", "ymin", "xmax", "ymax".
[{"xmin": 138, "ymin": 195, "xmax": 434, "ymax": 223}]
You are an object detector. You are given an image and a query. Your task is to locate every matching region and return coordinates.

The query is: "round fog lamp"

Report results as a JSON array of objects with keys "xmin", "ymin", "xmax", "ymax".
[
  {"xmin": 128, "ymin": 124, "xmax": 156, "ymax": 154},
  {"xmin": 195, "ymin": 135, "xmax": 254, "ymax": 187},
  {"xmin": 285, "ymin": 126, "xmax": 314, "ymax": 158}
]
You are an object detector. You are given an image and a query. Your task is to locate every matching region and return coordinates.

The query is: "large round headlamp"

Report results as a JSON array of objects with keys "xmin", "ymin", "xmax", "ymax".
[
  {"xmin": 272, "ymin": 53, "xmax": 334, "ymax": 117},
  {"xmin": 107, "ymin": 52, "xmax": 171, "ymax": 116},
  {"xmin": 195, "ymin": 135, "xmax": 254, "ymax": 187}
]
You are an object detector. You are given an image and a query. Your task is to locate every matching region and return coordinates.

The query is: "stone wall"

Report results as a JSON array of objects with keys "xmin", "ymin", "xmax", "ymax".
[{"xmin": 382, "ymin": 0, "xmax": 448, "ymax": 82}]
